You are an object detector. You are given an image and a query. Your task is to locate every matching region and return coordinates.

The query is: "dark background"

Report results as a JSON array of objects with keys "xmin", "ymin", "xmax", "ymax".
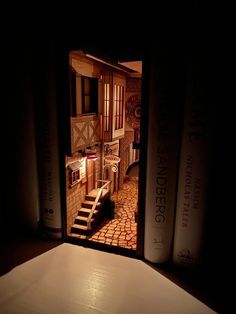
[{"xmin": 2, "ymin": 1, "xmax": 235, "ymax": 313}]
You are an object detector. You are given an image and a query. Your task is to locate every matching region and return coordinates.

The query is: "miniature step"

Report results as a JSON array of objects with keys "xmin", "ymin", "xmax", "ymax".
[
  {"xmin": 78, "ymin": 207, "xmax": 99, "ymax": 217},
  {"xmin": 75, "ymin": 215, "xmax": 95, "ymax": 226},
  {"xmin": 71, "ymin": 224, "xmax": 89, "ymax": 235},
  {"xmin": 85, "ymin": 189, "xmax": 110, "ymax": 201},
  {"xmin": 81, "ymin": 200, "xmax": 101, "ymax": 209},
  {"xmin": 69, "ymin": 233, "xmax": 87, "ymax": 240}
]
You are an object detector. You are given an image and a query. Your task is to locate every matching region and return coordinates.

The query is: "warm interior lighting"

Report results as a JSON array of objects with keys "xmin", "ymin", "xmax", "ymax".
[
  {"xmin": 84, "ymin": 148, "xmax": 97, "ymax": 160},
  {"xmin": 86, "ymin": 154, "xmax": 97, "ymax": 160},
  {"xmin": 104, "ymin": 83, "xmax": 110, "ymax": 131}
]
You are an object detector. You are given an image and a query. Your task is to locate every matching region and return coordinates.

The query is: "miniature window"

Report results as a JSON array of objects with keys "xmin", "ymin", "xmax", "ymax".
[
  {"xmin": 69, "ymin": 161, "xmax": 81, "ymax": 187},
  {"xmin": 73, "ymin": 76, "xmax": 99, "ymax": 116},
  {"xmin": 82, "ymin": 77, "xmax": 98, "ymax": 114},
  {"xmin": 70, "ymin": 169, "xmax": 80, "ymax": 186},
  {"xmin": 114, "ymin": 84, "xmax": 124, "ymax": 130},
  {"xmin": 104, "ymin": 83, "xmax": 110, "ymax": 131}
]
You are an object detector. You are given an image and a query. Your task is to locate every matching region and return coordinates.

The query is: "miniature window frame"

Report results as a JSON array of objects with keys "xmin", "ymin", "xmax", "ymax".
[
  {"xmin": 81, "ymin": 77, "xmax": 98, "ymax": 114},
  {"xmin": 104, "ymin": 83, "xmax": 110, "ymax": 131},
  {"xmin": 70, "ymin": 168, "xmax": 80, "ymax": 187},
  {"xmin": 114, "ymin": 84, "xmax": 124, "ymax": 130},
  {"xmin": 69, "ymin": 161, "xmax": 82, "ymax": 187}
]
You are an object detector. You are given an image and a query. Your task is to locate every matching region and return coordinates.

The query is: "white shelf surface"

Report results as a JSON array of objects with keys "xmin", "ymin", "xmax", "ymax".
[{"xmin": 0, "ymin": 243, "xmax": 215, "ymax": 314}]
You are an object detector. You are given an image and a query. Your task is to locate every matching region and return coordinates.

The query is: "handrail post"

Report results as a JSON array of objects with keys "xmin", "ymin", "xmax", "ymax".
[{"xmin": 87, "ymin": 180, "xmax": 112, "ymax": 230}]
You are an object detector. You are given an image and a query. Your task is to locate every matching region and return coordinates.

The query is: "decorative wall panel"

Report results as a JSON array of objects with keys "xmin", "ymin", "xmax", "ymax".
[{"xmin": 71, "ymin": 115, "xmax": 101, "ymax": 153}]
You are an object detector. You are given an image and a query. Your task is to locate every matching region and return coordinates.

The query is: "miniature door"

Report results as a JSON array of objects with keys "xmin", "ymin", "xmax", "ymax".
[{"xmin": 86, "ymin": 159, "xmax": 95, "ymax": 193}]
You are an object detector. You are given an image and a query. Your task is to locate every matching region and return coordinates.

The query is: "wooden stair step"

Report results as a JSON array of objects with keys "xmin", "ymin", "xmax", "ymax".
[
  {"xmin": 85, "ymin": 189, "xmax": 109, "ymax": 201},
  {"xmin": 89, "ymin": 188, "xmax": 110, "ymax": 197},
  {"xmin": 72, "ymin": 224, "xmax": 88, "ymax": 230},
  {"xmin": 76, "ymin": 215, "xmax": 94, "ymax": 222},
  {"xmin": 75, "ymin": 215, "xmax": 95, "ymax": 226},
  {"xmin": 78, "ymin": 207, "xmax": 99, "ymax": 217},
  {"xmin": 71, "ymin": 223, "xmax": 91, "ymax": 235},
  {"xmin": 82, "ymin": 200, "xmax": 101, "ymax": 209},
  {"xmin": 69, "ymin": 233, "xmax": 87, "ymax": 239}
]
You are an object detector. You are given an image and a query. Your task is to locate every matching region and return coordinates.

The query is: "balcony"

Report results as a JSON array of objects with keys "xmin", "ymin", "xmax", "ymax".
[{"xmin": 70, "ymin": 114, "xmax": 101, "ymax": 154}]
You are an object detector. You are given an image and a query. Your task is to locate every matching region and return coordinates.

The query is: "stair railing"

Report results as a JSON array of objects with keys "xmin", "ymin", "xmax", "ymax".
[{"xmin": 87, "ymin": 180, "xmax": 111, "ymax": 230}]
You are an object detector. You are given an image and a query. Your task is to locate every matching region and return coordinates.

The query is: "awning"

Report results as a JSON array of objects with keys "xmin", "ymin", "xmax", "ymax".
[{"xmin": 69, "ymin": 161, "xmax": 82, "ymax": 171}]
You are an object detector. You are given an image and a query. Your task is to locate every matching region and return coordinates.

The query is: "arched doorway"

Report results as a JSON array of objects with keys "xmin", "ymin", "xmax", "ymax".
[{"xmin": 126, "ymin": 161, "xmax": 139, "ymax": 179}]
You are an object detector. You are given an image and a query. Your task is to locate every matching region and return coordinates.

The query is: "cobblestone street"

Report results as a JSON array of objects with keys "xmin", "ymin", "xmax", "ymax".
[{"xmin": 88, "ymin": 178, "xmax": 138, "ymax": 250}]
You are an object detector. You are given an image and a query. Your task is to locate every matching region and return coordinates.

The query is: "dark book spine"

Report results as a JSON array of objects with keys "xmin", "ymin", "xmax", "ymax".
[
  {"xmin": 144, "ymin": 44, "xmax": 183, "ymax": 263},
  {"xmin": 173, "ymin": 100, "xmax": 208, "ymax": 265},
  {"xmin": 34, "ymin": 39, "xmax": 62, "ymax": 239},
  {"xmin": 172, "ymin": 20, "xmax": 211, "ymax": 266},
  {"xmin": 172, "ymin": 94, "xmax": 210, "ymax": 267}
]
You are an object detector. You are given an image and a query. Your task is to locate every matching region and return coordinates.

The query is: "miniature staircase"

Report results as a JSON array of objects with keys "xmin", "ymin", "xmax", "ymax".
[{"xmin": 71, "ymin": 188, "xmax": 110, "ymax": 236}]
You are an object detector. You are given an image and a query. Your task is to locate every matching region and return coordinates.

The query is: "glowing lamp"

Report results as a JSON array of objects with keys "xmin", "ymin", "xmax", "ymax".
[{"xmin": 85, "ymin": 148, "xmax": 97, "ymax": 160}]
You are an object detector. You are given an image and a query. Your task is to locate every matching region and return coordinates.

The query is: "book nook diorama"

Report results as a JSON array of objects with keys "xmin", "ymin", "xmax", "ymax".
[
  {"xmin": 39, "ymin": 44, "xmax": 210, "ymax": 270},
  {"xmin": 65, "ymin": 51, "xmax": 142, "ymax": 252}
]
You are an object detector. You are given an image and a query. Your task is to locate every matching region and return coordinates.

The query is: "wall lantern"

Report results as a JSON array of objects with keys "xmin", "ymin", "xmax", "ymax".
[{"xmin": 84, "ymin": 148, "xmax": 97, "ymax": 160}]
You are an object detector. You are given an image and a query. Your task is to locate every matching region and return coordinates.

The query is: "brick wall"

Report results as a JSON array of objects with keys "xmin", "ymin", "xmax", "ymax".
[{"xmin": 65, "ymin": 155, "xmax": 86, "ymax": 235}]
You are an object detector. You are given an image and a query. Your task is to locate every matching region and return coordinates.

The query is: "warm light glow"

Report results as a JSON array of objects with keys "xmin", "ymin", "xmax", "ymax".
[
  {"xmin": 114, "ymin": 84, "xmax": 124, "ymax": 130},
  {"xmin": 87, "ymin": 155, "xmax": 97, "ymax": 160},
  {"xmin": 104, "ymin": 83, "xmax": 110, "ymax": 131},
  {"xmin": 85, "ymin": 149, "xmax": 97, "ymax": 160},
  {"xmin": 80, "ymin": 157, "xmax": 86, "ymax": 178}
]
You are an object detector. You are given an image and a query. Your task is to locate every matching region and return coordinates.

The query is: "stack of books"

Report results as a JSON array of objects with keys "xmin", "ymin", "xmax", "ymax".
[{"xmin": 144, "ymin": 14, "xmax": 212, "ymax": 268}]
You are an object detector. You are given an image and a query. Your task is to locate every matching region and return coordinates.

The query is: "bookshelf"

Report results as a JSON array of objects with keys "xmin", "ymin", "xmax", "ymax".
[{"xmin": 4, "ymin": 1, "xmax": 233, "ymax": 313}]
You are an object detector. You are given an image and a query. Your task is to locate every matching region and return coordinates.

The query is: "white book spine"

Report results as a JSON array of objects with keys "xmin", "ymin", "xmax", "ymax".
[
  {"xmin": 172, "ymin": 99, "xmax": 208, "ymax": 266},
  {"xmin": 144, "ymin": 64, "xmax": 180, "ymax": 263}
]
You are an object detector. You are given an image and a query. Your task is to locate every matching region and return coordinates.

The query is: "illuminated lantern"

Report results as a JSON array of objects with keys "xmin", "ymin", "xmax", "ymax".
[{"xmin": 84, "ymin": 148, "xmax": 97, "ymax": 160}]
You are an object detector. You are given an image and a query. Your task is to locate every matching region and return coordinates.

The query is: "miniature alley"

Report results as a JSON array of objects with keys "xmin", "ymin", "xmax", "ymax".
[{"xmin": 71, "ymin": 177, "xmax": 138, "ymax": 250}]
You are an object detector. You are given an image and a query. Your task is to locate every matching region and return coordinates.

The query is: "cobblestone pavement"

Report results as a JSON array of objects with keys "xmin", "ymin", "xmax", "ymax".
[{"xmin": 88, "ymin": 178, "xmax": 138, "ymax": 250}]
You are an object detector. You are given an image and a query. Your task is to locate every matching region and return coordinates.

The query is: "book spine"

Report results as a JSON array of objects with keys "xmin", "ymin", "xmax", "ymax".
[
  {"xmin": 34, "ymin": 39, "xmax": 62, "ymax": 239},
  {"xmin": 37, "ymin": 117, "xmax": 62, "ymax": 239},
  {"xmin": 144, "ymin": 59, "xmax": 181, "ymax": 263},
  {"xmin": 172, "ymin": 4, "xmax": 212, "ymax": 266},
  {"xmin": 172, "ymin": 95, "xmax": 209, "ymax": 267}
]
